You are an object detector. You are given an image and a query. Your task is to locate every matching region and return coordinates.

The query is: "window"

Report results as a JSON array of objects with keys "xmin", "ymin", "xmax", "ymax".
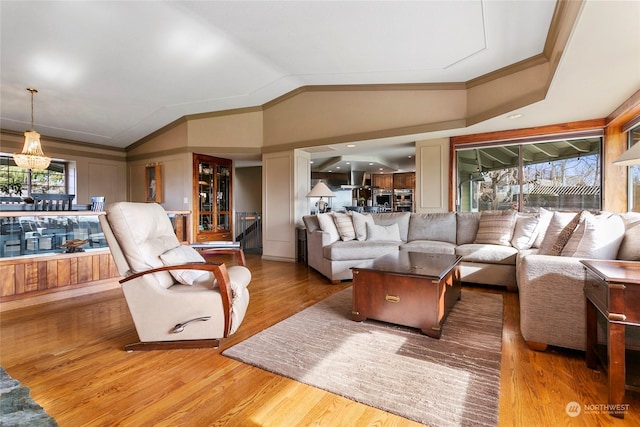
[
  {"xmin": 456, "ymin": 137, "xmax": 602, "ymax": 212},
  {"xmin": 0, "ymin": 156, "xmax": 67, "ymax": 196},
  {"xmin": 628, "ymin": 124, "xmax": 640, "ymax": 212}
]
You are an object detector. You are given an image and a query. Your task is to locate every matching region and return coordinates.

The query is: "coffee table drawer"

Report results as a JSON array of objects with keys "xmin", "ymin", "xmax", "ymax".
[{"xmin": 352, "ymin": 266, "xmax": 460, "ymax": 338}]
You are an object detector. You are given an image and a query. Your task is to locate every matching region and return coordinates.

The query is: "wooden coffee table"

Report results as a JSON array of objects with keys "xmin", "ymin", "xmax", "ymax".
[{"xmin": 351, "ymin": 251, "xmax": 462, "ymax": 338}]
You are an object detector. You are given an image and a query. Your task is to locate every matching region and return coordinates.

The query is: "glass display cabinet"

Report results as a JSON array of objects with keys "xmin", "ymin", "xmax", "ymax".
[
  {"xmin": 0, "ymin": 210, "xmax": 191, "ymax": 300},
  {"xmin": 193, "ymin": 154, "xmax": 233, "ymax": 242}
]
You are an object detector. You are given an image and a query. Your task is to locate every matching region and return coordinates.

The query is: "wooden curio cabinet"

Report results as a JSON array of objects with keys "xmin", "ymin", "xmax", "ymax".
[{"xmin": 193, "ymin": 154, "xmax": 233, "ymax": 242}]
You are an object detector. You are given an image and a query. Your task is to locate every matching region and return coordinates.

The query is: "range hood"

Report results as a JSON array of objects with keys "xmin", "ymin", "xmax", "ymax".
[{"xmin": 341, "ymin": 170, "xmax": 368, "ymax": 189}]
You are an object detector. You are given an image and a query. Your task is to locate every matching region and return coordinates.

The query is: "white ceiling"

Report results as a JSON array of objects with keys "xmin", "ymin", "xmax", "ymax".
[{"xmin": 1, "ymin": 1, "xmax": 639, "ymax": 171}]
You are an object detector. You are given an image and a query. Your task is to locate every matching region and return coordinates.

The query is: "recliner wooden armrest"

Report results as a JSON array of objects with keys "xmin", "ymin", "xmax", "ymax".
[{"xmin": 120, "ymin": 262, "xmax": 234, "ymax": 337}]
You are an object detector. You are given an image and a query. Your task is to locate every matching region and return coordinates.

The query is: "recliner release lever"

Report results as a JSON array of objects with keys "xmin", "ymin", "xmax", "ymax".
[{"xmin": 172, "ymin": 316, "xmax": 212, "ymax": 333}]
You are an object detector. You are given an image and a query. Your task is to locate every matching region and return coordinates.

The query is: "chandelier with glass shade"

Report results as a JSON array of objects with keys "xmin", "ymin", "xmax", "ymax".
[{"xmin": 13, "ymin": 88, "xmax": 51, "ymax": 170}]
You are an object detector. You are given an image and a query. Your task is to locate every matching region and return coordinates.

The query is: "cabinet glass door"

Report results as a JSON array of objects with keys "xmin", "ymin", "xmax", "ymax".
[{"xmin": 193, "ymin": 154, "xmax": 233, "ymax": 241}]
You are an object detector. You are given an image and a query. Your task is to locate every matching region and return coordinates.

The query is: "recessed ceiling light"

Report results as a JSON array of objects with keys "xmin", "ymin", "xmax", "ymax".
[
  {"xmin": 379, "ymin": 168, "xmax": 383, "ymax": 171},
  {"xmin": 347, "ymin": 144, "xmax": 356, "ymax": 148},
  {"xmin": 369, "ymin": 162, "xmax": 374, "ymax": 166},
  {"xmin": 310, "ymin": 160, "xmax": 314, "ymax": 164},
  {"xmin": 336, "ymin": 166, "xmax": 341, "ymax": 169},
  {"xmin": 508, "ymin": 113, "xmax": 524, "ymax": 119},
  {"xmin": 346, "ymin": 162, "xmax": 350, "ymax": 165}
]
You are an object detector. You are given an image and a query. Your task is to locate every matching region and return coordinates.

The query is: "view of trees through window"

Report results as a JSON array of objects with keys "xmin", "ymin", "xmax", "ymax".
[
  {"xmin": 0, "ymin": 156, "xmax": 66, "ymax": 197},
  {"xmin": 457, "ymin": 137, "xmax": 602, "ymax": 212}
]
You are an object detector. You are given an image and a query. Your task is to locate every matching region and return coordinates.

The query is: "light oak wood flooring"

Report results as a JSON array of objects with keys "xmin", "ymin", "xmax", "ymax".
[{"xmin": 1, "ymin": 254, "xmax": 638, "ymax": 426}]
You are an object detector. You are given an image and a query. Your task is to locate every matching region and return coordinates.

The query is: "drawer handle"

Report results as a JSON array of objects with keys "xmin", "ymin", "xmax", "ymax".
[{"xmin": 385, "ymin": 294, "xmax": 400, "ymax": 303}]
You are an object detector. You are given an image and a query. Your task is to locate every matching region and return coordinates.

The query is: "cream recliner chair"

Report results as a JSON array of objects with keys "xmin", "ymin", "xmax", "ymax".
[{"xmin": 99, "ymin": 202, "xmax": 251, "ymax": 351}]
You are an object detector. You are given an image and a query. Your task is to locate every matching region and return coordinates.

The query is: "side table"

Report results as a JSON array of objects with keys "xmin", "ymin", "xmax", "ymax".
[
  {"xmin": 191, "ymin": 241, "xmax": 246, "ymax": 266},
  {"xmin": 296, "ymin": 226, "xmax": 307, "ymax": 265},
  {"xmin": 581, "ymin": 259, "xmax": 640, "ymax": 418}
]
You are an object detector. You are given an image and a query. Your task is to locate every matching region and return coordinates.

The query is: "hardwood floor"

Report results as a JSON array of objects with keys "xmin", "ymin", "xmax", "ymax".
[{"xmin": 1, "ymin": 254, "xmax": 638, "ymax": 426}]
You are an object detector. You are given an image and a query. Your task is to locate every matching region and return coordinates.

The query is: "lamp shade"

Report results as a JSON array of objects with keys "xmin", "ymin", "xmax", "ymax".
[
  {"xmin": 306, "ymin": 181, "xmax": 335, "ymax": 198},
  {"xmin": 613, "ymin": 142, "xmax": 640, "ymax": 166}
]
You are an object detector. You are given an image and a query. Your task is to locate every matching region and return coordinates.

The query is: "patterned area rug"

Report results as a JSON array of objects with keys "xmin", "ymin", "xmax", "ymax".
[
  {"xmin": 0, "ymin": 367, "xmax": 58, "ymax": 427},
  {"xmin": 223, "ymin": 289, "xmax": 503, "ymax": 427}
]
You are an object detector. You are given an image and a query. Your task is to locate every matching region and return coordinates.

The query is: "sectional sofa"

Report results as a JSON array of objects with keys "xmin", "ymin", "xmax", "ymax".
[{"xmin": 302, "ymin": 209, "xmax": 640, "ymax": 351}]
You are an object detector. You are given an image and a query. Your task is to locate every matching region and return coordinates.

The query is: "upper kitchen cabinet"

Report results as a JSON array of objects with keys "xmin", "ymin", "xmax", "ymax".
[
  {"xmin": 393, "ymin": 172, "xmax": 415, "ymax": 190},
  {"xmin": 193, "ymin": 154, "xmax": 233, "ymax": 242},
  {"xmin": 372, "ymin": 174, "xmax": 393, "ymax": 190}
]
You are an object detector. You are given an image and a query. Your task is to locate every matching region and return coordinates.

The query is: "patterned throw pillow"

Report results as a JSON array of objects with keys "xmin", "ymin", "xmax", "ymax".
[
  {"xmin": 546, "ymin": 211, "xmax": 584, "ymax": 256},
  {"xmin": 537, "ymin": 211, "xmax": 581, "ymax": 254},
  {"xmin": 332, "ymin": 212, "xmax": 356, "ymax": 241},
  {"xmin": 474, "ymin": 210, "xmax": 517, "ymax": 246}
]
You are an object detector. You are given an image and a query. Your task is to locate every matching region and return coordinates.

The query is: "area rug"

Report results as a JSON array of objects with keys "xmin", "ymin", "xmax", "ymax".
[
  {"xmin": 0, "ymin": 367, "xmax": 58, "ymax": 427},
  {"xmin": 223, "ymin": 289, "xmax": 503, "ymax": 427}
]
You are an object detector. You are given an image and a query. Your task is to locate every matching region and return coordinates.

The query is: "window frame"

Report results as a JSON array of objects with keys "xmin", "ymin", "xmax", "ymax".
[{"xmin": 452, "ymin": 129, "xmax": 604, "ymax": 213}]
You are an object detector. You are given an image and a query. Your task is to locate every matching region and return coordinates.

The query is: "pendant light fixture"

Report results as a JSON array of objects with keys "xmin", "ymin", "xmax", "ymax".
[{"xmin": 13, "ymin": 88, "xmax": 51, "ymax": 170}]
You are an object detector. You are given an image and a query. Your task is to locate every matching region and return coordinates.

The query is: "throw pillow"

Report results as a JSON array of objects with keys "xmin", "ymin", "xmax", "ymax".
[
  {"xmin": 351, "ymin": 211, "xmax": 374, "ymax": 241},
  {"xmin": 573, "ymin": 214, "xmax": 626, "ymax": 259},
  {"xmin": 617, "ymin": 212, "xmax": 640, "ymax": 261},
  {"xmin": 332, "ymin": 212, "xmax": 356, "ymax": 241},
  {"xmin": 474, "ymin": 210, "xmax": 517, "ymax": 246},
  {"xmin": 316, "ymin": 213, "xmax": 340, "ymax": 243},
  {"xmin": 537, "ymin": 211, "xmax": 581, "ymax": 254},
  {"xmin": 561, "ymin": 212, "xmax": 590, "ymax": 256},
  {"xmin": 159, "ymin": 245, "xmax": 208, "ymax": 285},
  {"xmin": 510, "ymin": 214, "xmax": 540, "ymax": 250},
  {"xmin": 545, "ymin": 211, "xmax": 584, "ymax": 256},
  {"xmin": 372, "ymin": 212, "xmax": 411, "ymax": 242},
  {"xmin": 366, "ymin": 222, "xmax": 401, "ymax": 242},
  {"xmin": 532, "ymin": 207, "xmax": 553, "ymax": 248}
]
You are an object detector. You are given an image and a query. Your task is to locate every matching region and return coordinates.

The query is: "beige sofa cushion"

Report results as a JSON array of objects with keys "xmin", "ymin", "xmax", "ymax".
[
  {"xmin": 323, "ymin": 240, "xmax": 400, "ymax": 261},
  {"xmin": 474, "ymin": 210, "xmax": 517, "ymax": 246},
  {"xmin": 400, "ymin": 240, "xmax": 456, "ymax": 254},
  {"xmin": 456, "ymin": 212, "xmax": 481, "ymax": 245},
  {"xmin": 408, "ymin": 213, "xmax": 456, "ymax": 244},
  {"xmin": 456, "ymin": 244, "xmax": 518, "ymax": 265}
]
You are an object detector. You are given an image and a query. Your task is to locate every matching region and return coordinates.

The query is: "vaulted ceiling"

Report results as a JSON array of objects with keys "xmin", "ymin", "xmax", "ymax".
[{"xmin": 1, "ymin": 1, "xmax": 639, "ymax": 171}]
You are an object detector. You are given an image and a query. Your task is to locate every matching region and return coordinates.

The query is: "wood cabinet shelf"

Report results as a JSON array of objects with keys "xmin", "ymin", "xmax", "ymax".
[{"xmin": 193, "ymin": 154, "xmax": 233, "ymax": 242}]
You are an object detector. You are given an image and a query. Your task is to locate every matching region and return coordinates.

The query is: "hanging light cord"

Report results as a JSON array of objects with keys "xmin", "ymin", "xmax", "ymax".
[{"xmin": 28, "ymin": 88, "xmax": 37, "ymax": 129}]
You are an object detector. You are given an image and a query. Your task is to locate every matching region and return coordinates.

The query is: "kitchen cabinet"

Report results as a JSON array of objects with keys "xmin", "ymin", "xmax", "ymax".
[
  {"xmin": 372, "ymin": 174, "xmax": 393, "ymax": 190},
  {"xmin": 193, "ymin": 154, "xmax": 233, "ymax": 242},
  {"xmin": 393, "ymin": 172, "xmax": 415, "ymax": 189}
]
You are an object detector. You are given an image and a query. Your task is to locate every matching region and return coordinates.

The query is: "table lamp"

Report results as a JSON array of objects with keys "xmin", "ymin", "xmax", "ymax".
[{"xmin": 306, "ymin": 181, "xmax": 335, "ymax": 213}]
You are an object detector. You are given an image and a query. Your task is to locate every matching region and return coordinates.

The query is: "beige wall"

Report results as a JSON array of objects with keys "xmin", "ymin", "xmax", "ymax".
[{"xmin": 235, "ymin": 166, "xmax": 262, "ymax": 213}]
